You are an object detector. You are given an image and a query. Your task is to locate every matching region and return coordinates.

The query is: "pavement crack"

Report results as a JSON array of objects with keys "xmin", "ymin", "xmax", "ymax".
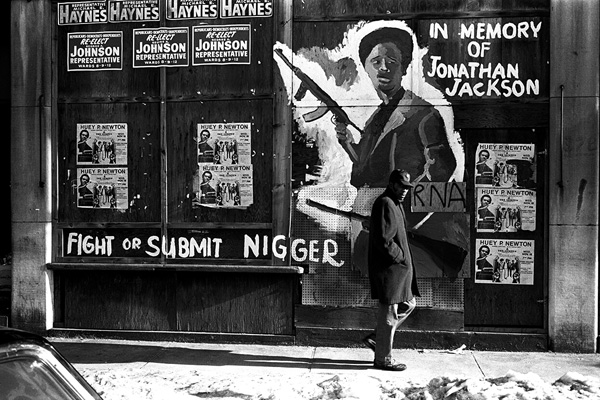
[
  {"xmin": 309, "ymin": 346, "xmax": 317, "ymax": 372},
  {"xmin": 471, "ymin": 352, "xmax": 486, "ymax": 378}
]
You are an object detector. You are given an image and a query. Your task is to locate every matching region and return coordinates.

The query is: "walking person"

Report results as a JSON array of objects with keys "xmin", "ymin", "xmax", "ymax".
[{"xmin": 362, "ymin": 169, "xmax": 420, "ymax": 371}]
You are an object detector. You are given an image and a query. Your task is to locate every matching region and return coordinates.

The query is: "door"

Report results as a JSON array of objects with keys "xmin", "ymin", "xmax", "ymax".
[{"xmin": 464, "ymin": 128, "xmax": 547, "ymax": 329}]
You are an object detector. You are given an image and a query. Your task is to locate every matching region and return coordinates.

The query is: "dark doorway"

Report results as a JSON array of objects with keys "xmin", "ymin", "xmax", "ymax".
[{"xmin": 463, "ymin": 128, "xmax": 547, "ymax": 330}]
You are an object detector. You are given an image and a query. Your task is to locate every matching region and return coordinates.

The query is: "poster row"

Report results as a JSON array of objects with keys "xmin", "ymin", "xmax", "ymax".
[
  {"xmin": 474, "ymin": 142, "xmax": 537, "ymax": 285},
  {"xmin": 58, "ymin": 0, "xmax": 273, "ymax": 25},
  {"xmin": 195, "ymin": 123, "xmax": 253, "ymax": 208},
  {"xmin": 68, "ymin": 25, "xmax": 251, "ymax": 70},
  {"xmin": 474, "ymin": 143, "xmax": 537, "ymax": 233},
  {"xmin": 75, "ymin": 122, "xmax": 254, "ymax": 209},
  {"xmin": 76, "ymin": 121, "xmax": 252, "ymax": 166}
]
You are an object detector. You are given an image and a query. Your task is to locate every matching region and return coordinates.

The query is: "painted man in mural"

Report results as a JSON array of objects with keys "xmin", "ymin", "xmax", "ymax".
[
  {"xmin": 274, "ymin": 20, "xmax": 466, "ymax": 280},
  {"xmin": 334, "ymin": 27, "xmax": 456, "ymax": 188}
]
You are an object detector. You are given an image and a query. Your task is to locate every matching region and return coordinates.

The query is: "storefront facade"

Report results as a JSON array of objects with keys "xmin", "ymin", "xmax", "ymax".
[{"xmin": 10, "ymin": 0, "xmax": 599, "ymax": 352}]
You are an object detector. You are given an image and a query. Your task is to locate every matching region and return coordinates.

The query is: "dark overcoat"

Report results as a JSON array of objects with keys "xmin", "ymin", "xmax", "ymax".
[{"xmin": 368, "ymin": 187, "xmax": 420, "ymax": 304}]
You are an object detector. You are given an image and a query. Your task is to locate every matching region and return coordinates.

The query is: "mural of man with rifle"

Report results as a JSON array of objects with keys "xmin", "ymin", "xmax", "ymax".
[
  {"xmin": 334, "ymin": 26, "xmax": 457, "ymax": 188},
  {"xmin": 274, "ymin": 20, "xmax": 467, "ymax": 279}
]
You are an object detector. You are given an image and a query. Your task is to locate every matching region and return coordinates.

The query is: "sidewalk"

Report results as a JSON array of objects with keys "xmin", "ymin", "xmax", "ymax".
[{"xmin": 50, "ymin": 338, "xmax": 600, "ymax": 399}]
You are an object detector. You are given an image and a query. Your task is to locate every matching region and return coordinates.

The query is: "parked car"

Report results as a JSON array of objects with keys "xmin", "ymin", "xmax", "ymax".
[{"xmin": 0, "ymin": 327, "xmax": 103, "ymax": 399}]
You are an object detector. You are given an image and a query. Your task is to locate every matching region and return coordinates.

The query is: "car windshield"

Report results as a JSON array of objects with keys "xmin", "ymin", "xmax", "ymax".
[{"xmin": 0, "ymin": 344, "xmax": 101, "ymax": 400}]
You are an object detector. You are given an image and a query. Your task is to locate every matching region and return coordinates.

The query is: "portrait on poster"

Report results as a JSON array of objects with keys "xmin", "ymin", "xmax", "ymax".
[
  {"xmin": 76, "ymin": 168, "xmax": 128, "ymax": 209},
  {"xmin": 474, "ymin": 239, "xmax": 534, "ymax": 285},
  {"xmin": 475, "ymin": 143, "xmax": 536, "ymax": 188},
  {"xmin": 76, "ymin": 123, "xmax": 127, "ymax": 165},
  {"xmin": 476, "ymin": 188, "xmax": 536, "ymax": 233},
  {"xmin": 196, "ymin": 123, "xmax": 251, "ymax": 165},
  {"xmin": 196, "ymin": 164, "xmax": 253, "ymax": 208}
]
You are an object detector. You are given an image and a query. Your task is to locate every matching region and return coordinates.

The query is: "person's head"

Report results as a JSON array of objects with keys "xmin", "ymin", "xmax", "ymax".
[
  {"xmin": 200, "ymin": 129, "xmax": 210, "ymax": 142},
  {"xmin": 79, "ymin": 130, "xmax": 90, "ymax": 141},
  {"xmin": 80, "ymin": 174, "xmax": 90, "ymax": 185},
  {"xmin": 478, "ymin": 245, "xmax": 490, "ymax": 257},
  {"xmin": 388, "ymin": 169, "xmax": 413, "ymax": 201},
  {"xmin": 478, "ymin": 150, "xmax": 490, "ymax": 162},
  {"xmin": 359, "ymin": 27, "xmax": 413, "ymax": 98},
  {"xmin": 202, "ymin": 171, "xmax": 212, "ymax": 183},
  {"xmin": 480, "ymin": 195, "xmax": 492, "ymax": 207}
]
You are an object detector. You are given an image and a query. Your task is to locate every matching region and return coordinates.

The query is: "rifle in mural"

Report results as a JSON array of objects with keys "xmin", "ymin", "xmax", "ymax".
[
  {"xmin": 274, "ymin": 48, "xmax": 365, "ymax": 147},
  {"xmin": 306, "ymin": 199, "xmax": 468, "ymax": 273},
  {"xmin": 276, "ymin": 48, "xmax": 468, "ymax": 273}
]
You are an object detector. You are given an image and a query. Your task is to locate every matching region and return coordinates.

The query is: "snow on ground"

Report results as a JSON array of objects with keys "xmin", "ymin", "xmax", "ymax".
[{"xmin": 79, "ymin": 367, "xmax": 600, "ymax": 400}]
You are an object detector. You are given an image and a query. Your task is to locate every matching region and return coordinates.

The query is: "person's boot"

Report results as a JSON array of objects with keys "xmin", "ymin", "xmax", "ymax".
[{"xmin": 373, "ymin": 359, "xmax": 407, "ymax": 371}]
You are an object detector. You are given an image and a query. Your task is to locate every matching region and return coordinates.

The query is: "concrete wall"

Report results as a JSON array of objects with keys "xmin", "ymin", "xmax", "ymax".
[
  {"xmin": 548, "ymin": 0, "xmax": 599, "ymax": 352},
  {"xmin": 11, "ymin": 0, "xmax": 53, "ymax": 332}
]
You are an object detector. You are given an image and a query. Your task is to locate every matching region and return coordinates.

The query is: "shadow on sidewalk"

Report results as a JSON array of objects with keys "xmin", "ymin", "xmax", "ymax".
[{"xmin": 52, "ymin": 341, "xmax": 374, "ymax": 371}]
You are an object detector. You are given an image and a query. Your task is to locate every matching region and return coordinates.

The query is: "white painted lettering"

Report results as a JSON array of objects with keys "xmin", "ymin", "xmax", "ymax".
[{"xmin": 272, "ymin": 235, "xmax": 287, "ymax": 260}]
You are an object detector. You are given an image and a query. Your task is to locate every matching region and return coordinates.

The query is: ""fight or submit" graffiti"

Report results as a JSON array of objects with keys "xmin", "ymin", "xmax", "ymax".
[{"xmin": 62, "ymin": 229, "xmax": 344, "ymax": 266}]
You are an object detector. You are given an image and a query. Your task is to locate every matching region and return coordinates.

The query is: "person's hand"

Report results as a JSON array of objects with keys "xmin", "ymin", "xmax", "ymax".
[{"xmin": 333, "ymin": 117, "xmax": 351, "ymax": 142}]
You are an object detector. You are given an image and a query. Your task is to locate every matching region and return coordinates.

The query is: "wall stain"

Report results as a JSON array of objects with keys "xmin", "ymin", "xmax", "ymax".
[{"xmin": 576, "ymin": 179, "xmax": 587, "ymax": 217}]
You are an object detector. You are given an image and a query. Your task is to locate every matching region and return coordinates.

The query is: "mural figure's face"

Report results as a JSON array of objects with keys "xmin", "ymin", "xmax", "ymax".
[{"xmin": 364, "ymin": 42, "xmax": 405, "ymax": 98}]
